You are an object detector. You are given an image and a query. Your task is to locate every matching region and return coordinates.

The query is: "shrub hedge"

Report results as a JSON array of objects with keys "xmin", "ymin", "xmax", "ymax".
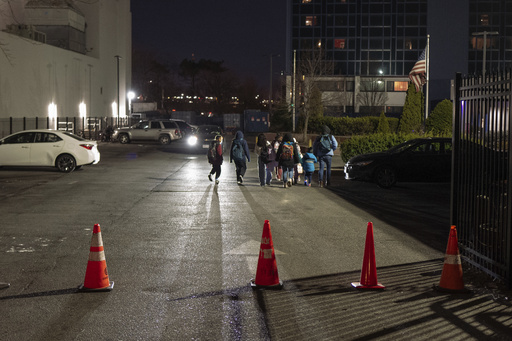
[{"xmin": 305, "ymin": 115, "xmax": 452, "ymax": 162}]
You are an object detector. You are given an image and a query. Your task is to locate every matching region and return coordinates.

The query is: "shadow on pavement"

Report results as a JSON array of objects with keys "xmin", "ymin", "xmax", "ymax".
[{"xmin": 327, "ymin": 168, "xmax": 451, "ymax": 253}]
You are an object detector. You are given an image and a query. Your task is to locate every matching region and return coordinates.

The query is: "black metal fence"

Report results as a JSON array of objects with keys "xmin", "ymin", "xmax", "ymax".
[
  {"xmin": 452, "ymin": 71, "xmax": 512, "ymax": 287},
  {"xmin": 0, "ymin": 116, "xmax": 132, "ymax": 140}
]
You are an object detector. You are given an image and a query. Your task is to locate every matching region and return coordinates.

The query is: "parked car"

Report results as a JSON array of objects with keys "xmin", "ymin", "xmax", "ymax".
[
  {"xmin": 186, "ymin": 125, "xmax": 223, "ymax": 151},
  {"xmin": 344, "ymin": 137, "xmax": 452, "ymax": 188},
  {"xmin": 112, "ymin": 120, "xmax": 182, "ymax": 144},
  {"xmin": 0, "ymin": 129, "xmax": 100, "ymax": 172},
  {"xmin": 171, "ymin": 119, "xmax": 197, "ymax": 137}
]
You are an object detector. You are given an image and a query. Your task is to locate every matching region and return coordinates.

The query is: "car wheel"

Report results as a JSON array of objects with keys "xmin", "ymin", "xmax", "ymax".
[
  {"xmin": 159, "ymin": 134, "xmax": 171, "ymax": 145},
  {"xmin": 374, "ymin": 166, "xmax": 396, "ymax": 188},
  {"xmin": 119, "ymin": 134, "xmax": 130, "ymax": 144},
  {"xmin": 56, "ymin": 154, "xmax": 76, "ymax": 173}
]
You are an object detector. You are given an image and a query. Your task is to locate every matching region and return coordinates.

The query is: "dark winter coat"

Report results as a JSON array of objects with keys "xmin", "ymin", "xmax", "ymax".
[{"xmin": 230, "ymin": 131, "xmax": 251, "ymax": 163}]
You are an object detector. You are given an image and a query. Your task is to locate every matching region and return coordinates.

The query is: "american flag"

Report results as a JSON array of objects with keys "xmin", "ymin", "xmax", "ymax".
[{"xmin": 409, "ymin": 48, "xmax": 426, "ymax": 92}]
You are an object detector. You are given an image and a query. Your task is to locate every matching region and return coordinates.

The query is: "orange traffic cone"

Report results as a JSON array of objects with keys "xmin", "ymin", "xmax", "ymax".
[
  {"xmin": 251, "ymin": 220, "xmax": 283, "ymax": 289},
  {"xmin": 78, "ymin": 224, "xmax": 114, "ymax": 292},
  {"xmin": 351, "ymin": 222, "xmax": 385, "ymax": 289},
  {"xmin": 435, "ymin": 225, "xmax": 469, "ymax": 293}
]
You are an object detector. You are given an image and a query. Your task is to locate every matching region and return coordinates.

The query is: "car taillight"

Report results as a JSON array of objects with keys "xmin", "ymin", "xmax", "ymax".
[
  {"xmin": 176, "ymin": 129, "xmax": 180, "ymax": 135},
  {"xmin": 80, "ymin": 144, "xmax": 94, "ymax": 150}
]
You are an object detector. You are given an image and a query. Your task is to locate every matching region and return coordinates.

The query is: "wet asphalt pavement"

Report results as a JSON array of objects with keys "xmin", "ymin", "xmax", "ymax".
[{"xmin": 0, "ymin": 139, "xmax": 511, "ymax": 340}]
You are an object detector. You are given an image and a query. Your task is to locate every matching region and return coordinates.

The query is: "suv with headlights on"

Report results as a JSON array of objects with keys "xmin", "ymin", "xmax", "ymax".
[{"xmin": 113, "ymin": 120, "xmax": 182, "ymax": 145}]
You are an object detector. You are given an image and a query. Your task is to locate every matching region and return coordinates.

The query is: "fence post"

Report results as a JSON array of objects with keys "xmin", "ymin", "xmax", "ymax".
[
  {"xmin": 507, "ymin": 72, "xmax": 512, "ymax": 288},
  {"xmin": 450, "ymin": 73, "xmax": 461, "ymax": 227}
]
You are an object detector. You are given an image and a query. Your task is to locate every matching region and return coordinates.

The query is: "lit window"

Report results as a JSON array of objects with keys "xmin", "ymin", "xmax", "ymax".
[
  {"xmin": 317, "ymin": 40, "xmax": 322, "ymax": 48},
  {"xmin": 393, "ymin": 82, "xmax": 409, "ymax": 91},
  {"xmin": 334, "ymin": 39, "xmax": 346, "ymax": 49},
  {"xmin": 305, "ymin": 16, "xmax": 317, "ymax": 26},
  {"xmin": 302, "ymin": 0, "xmax": 312, "ymax": 3},
  {"xmin": 405, "ymin": 40, "xmax": 413, "ymax": 50}
]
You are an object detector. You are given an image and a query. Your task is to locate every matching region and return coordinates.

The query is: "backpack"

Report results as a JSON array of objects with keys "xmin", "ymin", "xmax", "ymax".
[
  {"xmin": 280, "ymin": 142, "xmax": 294, "ymax": 161},
  {"xmin": 232, "ymin": 140, "xmax": 244, "ymax": 161},
  {"xmin": 208, "ymin": 142, "xmax": 217, "ymax": 163},
  {"xmin": 267, "ymin": 145, "xmax": 276, "ymax": 162},
  {"xmin": 260, "ymin": 145, "xmax": 269, "ymax": 163},
  {"xmin": 319, "ymin": 135, "xmax": 332, "ymax": 153}
]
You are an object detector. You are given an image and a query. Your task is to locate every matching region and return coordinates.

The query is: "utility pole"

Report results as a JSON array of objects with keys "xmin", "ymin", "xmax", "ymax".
[
  {"xmin": 115, "ymin": 55, "xmax": 122, "ymax": 126},
  {"xmin": 269, "ymin": 54, "xmax": 280, "ymax": 114},
  {"xmin": 292, "ymin": 50, "xmax": 296, "ymax": 133}
]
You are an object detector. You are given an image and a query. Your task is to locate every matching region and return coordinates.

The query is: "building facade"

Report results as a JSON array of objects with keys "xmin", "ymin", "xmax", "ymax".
[
  {"xmin": 0, "ymin": 0, "xmax": 131, "ymax": 135},
  {"xmin": 286, "ymin": 0, "xmax": 512, "ymax": 116}
]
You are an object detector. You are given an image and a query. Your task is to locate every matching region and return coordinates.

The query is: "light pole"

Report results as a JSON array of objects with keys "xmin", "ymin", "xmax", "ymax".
[
  {"xmin": 472, "ymin": 31, "xmax": 499, "ymax": 77},
  {"xmin": 114, "ymin": 55, "xmax": 122, "ymax": 126}
]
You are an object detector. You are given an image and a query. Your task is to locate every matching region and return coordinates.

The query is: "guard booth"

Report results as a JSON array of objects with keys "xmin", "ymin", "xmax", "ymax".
[{"xmin": 452, "ymin": 71, "xmax": 512, "ymax": 288}]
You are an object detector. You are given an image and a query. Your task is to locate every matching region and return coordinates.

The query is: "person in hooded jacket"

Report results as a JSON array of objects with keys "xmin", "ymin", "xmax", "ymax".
[
  {"xmin": 230, "ymin": 130, "xmax": 251, "ymax": 184},
  {"xmin": 301, "ymin": 147, "xmax": 317, "ymax": 187},
  {"xmin": 313, "ymin": 125, "xmax": 338, "ymax": 187},
  {"xmin": 276, "ymin": 132, "xmax": 301, "ymax": 188}
]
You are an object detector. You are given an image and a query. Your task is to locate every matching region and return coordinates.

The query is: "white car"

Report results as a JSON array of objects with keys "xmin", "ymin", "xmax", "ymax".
[{"xmin": 0, "ymin": 129, "xmax": 100, "ymax": 172}]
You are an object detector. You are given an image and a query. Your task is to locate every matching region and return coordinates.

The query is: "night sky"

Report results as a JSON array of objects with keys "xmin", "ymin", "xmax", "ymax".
[{"xmin": 130, "ymin": 1, "xmax": 287, "ymax": 91}]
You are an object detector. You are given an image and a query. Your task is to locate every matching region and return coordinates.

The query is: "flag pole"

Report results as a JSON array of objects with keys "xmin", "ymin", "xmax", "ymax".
[{"xmin": 425, "ymin": 34, "xmax": 430, "ymax": 124}]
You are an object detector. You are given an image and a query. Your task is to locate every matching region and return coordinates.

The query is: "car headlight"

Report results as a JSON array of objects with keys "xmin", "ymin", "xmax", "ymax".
[{"xmin": 187, "ymin": 136, "xmax": 198, "ymax": 146}]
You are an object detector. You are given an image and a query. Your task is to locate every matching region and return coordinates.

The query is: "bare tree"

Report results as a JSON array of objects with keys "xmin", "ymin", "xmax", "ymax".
[
  {"xmin": 356, "ymin": 77, "xmax": 388, "ymax": 116},
  {"xmin": 297, "ymin": 49, "xmax": 334, "ymax": 141}
]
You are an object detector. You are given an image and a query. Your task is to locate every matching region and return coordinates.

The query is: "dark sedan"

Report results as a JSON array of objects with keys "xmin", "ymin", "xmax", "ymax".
[
  {"xmin": 186, "ymin": 125, "xmax": 223, "ymax": 151},
  {"xmin": 344, "ymin": 137, "xmax": 452, "ymax": 188}
]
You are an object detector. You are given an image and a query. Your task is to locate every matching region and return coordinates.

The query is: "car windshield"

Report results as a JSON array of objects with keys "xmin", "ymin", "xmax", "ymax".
[
  {"xmin": 387, "ymin": 140, "xmax": 419, "ymax": 154},
  {"xmin": 62, "ymin": 132, "xmax": 87, "ymax": 141},
  {"xmin": 198, "ymin": 126, "xmax": 222, "ymax": 135}
]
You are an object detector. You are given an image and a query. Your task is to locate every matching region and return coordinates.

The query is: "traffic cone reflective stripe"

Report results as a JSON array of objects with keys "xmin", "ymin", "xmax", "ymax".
[
  {"xmin": 351, "ymin": 222, "xmax": 385, "ymax": 289},
  {"xmin": 251, "ymin": 220, "xmax": 282, "ymax": 289},
  {"xmin": 79, "ymin": 224, "xmax": 114, "ymax": 292},
  {"xmin": 436, "ymin": 225, "xmax": 468, "ymax": 293}
]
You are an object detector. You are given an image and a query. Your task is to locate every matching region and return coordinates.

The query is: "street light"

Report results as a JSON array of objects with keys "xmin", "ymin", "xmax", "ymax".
[
  {"xmin": 472, "ymin": 31, "xmax": 499, "ymax": 77},
  {"xmin": 127, "ymin": 91, "xmax": 135, "ymax": 116}
]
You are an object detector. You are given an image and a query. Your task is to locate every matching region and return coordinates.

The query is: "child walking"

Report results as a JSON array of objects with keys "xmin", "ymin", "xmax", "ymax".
[
  {"xmin": 208, "ymin": 135, "xmax": 223, "ymax": 184},
  {"xmin": 301, "ymin": 147, "xmax": 317, "ymax": 186}
]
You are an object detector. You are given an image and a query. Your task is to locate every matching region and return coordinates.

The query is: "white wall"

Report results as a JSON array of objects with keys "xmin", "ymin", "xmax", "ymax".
[{"xmin": 0, "ymin": 0, "xmax": 131, "ymax": 126}]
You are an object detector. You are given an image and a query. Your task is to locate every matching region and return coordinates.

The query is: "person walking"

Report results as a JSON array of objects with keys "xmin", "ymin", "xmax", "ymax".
[
  {"xmin": 301, "ymin": 147, "xmax": 318, "ymax": 186},
  {"xmin": 254, "ymin": 133, "xmax": 272, "ymax": 186},
  {"xmin": 207, "ymin": 135, "xmax": 223, "ymax": 184},
  {"xmin": 313, "ymin": 125, "xmax": 338, "ymax": 187},
  {"xmin": 276, "ymin": 133, "xmax": 301, "ymax": 188},
  {"xmin": 270, "ymin": 133, "xmax": 283, "ymax": 181},
  {"xmin": 230, "ymin": 130, "xmax": 251, "ymax": 184},
  {"xmin": 292, "ymin": 137, "xmax": 303, "ymax": 185}
]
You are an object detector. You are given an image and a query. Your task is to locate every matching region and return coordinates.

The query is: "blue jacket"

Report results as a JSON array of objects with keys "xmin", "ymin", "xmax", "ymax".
[
  {"xmin": 301, "ymin": 152, "xmax": 317, "ymax": 173},
  {"xmin": 230, "ymin": 131, "xmax": 251, "ymax": 162},
  {"xmin": 313, "ymin": 134, "xmax": 338, "ymax": 157}
]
